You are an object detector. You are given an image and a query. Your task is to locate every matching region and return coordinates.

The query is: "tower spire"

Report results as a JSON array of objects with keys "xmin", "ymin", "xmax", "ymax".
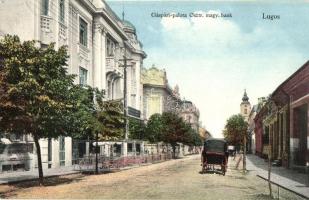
[
  {"xmin": 122, "ymin": 0, "xmax": 125, "ymax": 21},
  {"xmin": 242, "ymin": 89, "xmax": 249, "ymax": 102}
]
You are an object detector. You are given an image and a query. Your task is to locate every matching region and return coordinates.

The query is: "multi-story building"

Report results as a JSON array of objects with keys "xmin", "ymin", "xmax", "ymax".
[
  {"xmin": 180, "ymin": 100, "xmax": 200, "ymax": 132},
  {"xmin": 0, "ymin": 0, "xmax": 145, "ymax": 172},
  {"xmin": 240, "ymin": 90, "xmax": 251, "ymax": 122},
  {"xmin": 199, "ymin": 127, "xmax": 211, "ymax": 140},
  {"xmin": 248, "ymin": 105, "xmax": 257, "ymax": 153},
  {"xmin": 254, "ymin": 61, "xmax": 309, "ymax": 169},
  {"xmin": 141, "ymin": 66, "xmax": 181, "ymax": 120}
]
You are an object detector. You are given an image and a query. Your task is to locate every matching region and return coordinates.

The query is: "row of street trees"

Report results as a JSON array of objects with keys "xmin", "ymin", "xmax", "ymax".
[
  {"xmin": 0, "ymin": 35, "xmax": 202, "ymax": 185},
  {"xmin": 129, "ymin": 112, "xmax": 203, "ymax": 158},
  {"xmin": 0, "ymin": 35, "xmax": 124, "ymax": 185}
]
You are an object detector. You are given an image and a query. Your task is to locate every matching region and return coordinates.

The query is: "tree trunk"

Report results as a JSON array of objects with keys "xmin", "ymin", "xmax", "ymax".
[
  {"xmin": 34, "ymin": 134, "xmax": 44, "ymax": 185},
  {"xmin": 172, "ymin": 144, "xmax": 176, "ymax": 159},
  {"xmin": 95, "ymin": 131, "xmax": 99, "ymax": 174},
  {"xmin": 243, "ymin": 135, "xmax": 246, "ymax": 172}
]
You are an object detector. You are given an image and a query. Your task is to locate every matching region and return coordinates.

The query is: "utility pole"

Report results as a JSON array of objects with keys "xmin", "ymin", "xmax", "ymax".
[
  {"xmin": 119, "ymin": 46, "xmax": 132, "ymax": 157},
  {"xmin": 123, "ymin": 48, "xmax": 129, "ymax": 140}
]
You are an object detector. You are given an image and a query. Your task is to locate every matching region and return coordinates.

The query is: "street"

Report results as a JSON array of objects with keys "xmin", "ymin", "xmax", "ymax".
[{"xmin": 0, "ymin": 155, "xmax": 305, "ymax": 199}]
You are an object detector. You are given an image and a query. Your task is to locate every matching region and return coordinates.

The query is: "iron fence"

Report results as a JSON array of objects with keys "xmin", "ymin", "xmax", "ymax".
[{"xmin": 73, "ymin": 153, "xmax": 173, "ymax": 172}]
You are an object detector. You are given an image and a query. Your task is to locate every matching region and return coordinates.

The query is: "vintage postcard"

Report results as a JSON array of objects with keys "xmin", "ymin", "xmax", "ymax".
[{"xmin": 0, "ymin": 0, "xmax": 308, "ymax": 199}]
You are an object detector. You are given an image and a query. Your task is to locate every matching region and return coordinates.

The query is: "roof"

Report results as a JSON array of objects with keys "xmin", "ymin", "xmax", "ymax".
[
  {"xmin": 122, "ymin": 20, "xmax": 136, "ymax": 33},
  {"xmin": 272, "ymin": 60, "xmax": 309, "ymax": 96}
]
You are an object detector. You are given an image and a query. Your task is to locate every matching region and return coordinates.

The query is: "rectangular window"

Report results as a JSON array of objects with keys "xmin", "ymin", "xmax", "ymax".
[
  {"xmin": 41, "ymin": 0, "xmax": 49, "ymax": 15},
  {"xmin": 136, "ymin": 144, "xmax": 141, "ymax": 154},
  {"xmin": 128, "ymin": 143, "xmax": 133, "ymax": 152},
  {"xmin": 59, "ymin": 0, "xmax": 65, "ymax": 23},
  {"xmin": 79, "ymin": 18, "xmax": 88, "ymax": 46},
  {"xmin": 59, "ymin": 136, "xmax": 65, "ymax": 166},
  {"xmin": 79, "ymin": 67, "xmax": 87, "ymax": 86},
  {"xmin": 106, "ymin": 38, "xmax": 115, "ymax": 57}
]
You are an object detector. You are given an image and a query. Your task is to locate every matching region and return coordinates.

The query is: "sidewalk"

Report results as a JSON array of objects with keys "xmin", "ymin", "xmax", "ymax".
[
  {"xmin": 246, "ymin": 154, "xmax": 309, "ymax": 199},
  {"xmin": 0, "ymin": 155, "xmax": 198, "ymax": 185},
  {"xmin": 0, "ymin": 166, "xmax": 79, "ymax": 184}
]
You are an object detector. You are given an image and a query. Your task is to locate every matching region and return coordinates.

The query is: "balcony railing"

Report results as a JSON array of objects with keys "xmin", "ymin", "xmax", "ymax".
[
  {"xmin": 106, "ymin": 57, "xmax": 123, "ymax": 75},
  {"xmin": 40, "ymin": 15, "xmax": 52, "ymax": 32},
  {"xmin": 58, "ymin": 22, "xmax": 67, "ymax": 40}
]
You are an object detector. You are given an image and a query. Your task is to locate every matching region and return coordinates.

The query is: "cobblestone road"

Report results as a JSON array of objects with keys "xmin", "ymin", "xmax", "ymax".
[{"xmin": 0, "ymin": 155, "xmax": 306, "ymax": 199}]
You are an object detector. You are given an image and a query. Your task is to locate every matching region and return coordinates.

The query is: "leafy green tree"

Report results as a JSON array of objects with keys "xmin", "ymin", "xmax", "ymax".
[
  {"xmin": 223, "ymin": 114, "xmax": 248, "ymax": 146},
  {"xmin": 70, "ymin": 87, "xmax": 125, "ymax": 141},
  {"xmin": 0, "ymin": 35, "xmax": 79, "ymax": 185},
  {"xmin": 129, "ymin": 118, "xmax": 146, "ymax": 140},
  {"xmin": 223, "ymin": 114, "xmax": 248, "ymax": 171},
  {"xmin": 146, "ymin": 113, "xmax": 164, "ymax": 142},
  {"xmin": 97, "ymin": 100, "xmax": 125, "ymax": 140},
  {"xmin": 161, "ymin": 112, "xmax": 191, "ymax": 158},
  {"xmin": 188, "ymin": 128, "xmax": 203, "ymax": 146}
]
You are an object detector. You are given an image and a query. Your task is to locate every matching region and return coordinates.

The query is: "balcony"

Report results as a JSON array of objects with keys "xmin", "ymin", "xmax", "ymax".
[
  {"xmin": 106, "ymin": 57, "xmax": 122, "ymax": 75},
  {"xmin": 41, "ymin": 15, "xmax": 52, "ymax": 32},
  {"xmin": 40, "ymin": 15, "xmax": 54, "ymax": 44},
  {"xmin": 58, "ymin": 22, "xmax": 67, "ymax": 40}
]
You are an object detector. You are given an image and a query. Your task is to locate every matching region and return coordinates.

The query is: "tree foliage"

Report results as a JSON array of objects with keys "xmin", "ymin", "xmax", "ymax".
[
  {"xmin": 223, "ymin": 114, "xmax": 248, "ymax": 146},
  {"xmin": 145, "ymin": 112, "xmax": 202, "ymax": 149},
  {"xmin": 70, "ymin": 86, "xmax": 125, "ymax": 141},
  {"xmin": 129, "ymin": 118, "xmax": 146, "ymax": 140},
  {"xmin": 97, "ymin": 100, "xmax": 125, "ymax": 140},
  {"xmin": 145, "ymin": 113, "xmax": 164, "ymax": 142},
  {"xmin": 0, "ymin": 35, "xmax": 79, "ymax": 184},
  {"xmin": 0, "ymin": 35, "xmax": 125, "ymax": 184},
  {"xmin": 161, "ymin": 112, "xmax": 190, "ymax": 146}
]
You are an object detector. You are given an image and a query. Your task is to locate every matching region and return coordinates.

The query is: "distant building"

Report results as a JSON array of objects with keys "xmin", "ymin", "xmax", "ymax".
[
  {"xmin": 248, "ymin": 105, "xmax": 257, "ymax": 153},
  {"xmin": 141, "ymin": 66, "xmax": 181, "ymax": 120},
  {"xmin": 180, "ymin": 100, "xmax": 200, "ymax": 132},
  {"xmin": 254, "ymin": 97, "xmax": 269, "ymax": 158},
  {"xmin": 240, "ymin": 90, "xmax": 251, "ymax": 122},
  {"xmin": 248, "ymin": 97, "xmax": 267, "ymax": 154},
  {"xmin": 199, "ymin": 127, "xmax": 211, "ymax": 140}
]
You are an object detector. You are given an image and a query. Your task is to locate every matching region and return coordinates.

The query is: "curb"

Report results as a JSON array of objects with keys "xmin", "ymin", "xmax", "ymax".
[
  {"xmin": 0, "ymin": 171, "xmax": 81, "ymax": 185},
  {"xmin": 257, "ymin": 175, "xmax": 309, "ymax": 199},
  {"xmin": 0, "ymin": 155, "xmax": 199, "ymax": 186}
]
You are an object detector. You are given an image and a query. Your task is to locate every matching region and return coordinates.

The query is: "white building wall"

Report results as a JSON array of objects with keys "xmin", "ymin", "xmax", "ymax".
[
  {"xmin": 0, "ymin": 0, "xmax": 40, "ymax": 41},
  {"xmin": 52, "ymin": 139, "xmax": 60, "ymax": 167},
  {"xmin": 39, "ymin": 139, "xmax": 49, "ymax": 169},
  {"xmin": 0, "ymin": 0, "xmax": 145, "ymax": 165},
  {"xmin": 65, "ymin": 137, "xmax": 72, "ymax": 166}
]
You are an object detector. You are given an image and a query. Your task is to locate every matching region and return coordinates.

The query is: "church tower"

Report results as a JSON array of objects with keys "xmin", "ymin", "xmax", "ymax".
[{"xmin": 240, "ymin": 89, "xmax": 251, "ymax": 122}]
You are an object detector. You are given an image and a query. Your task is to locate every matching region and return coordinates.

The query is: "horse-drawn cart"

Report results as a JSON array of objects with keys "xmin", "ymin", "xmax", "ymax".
[{"xmin": 201, "ymin": 138, "xmax": 229, "ymax": 175}]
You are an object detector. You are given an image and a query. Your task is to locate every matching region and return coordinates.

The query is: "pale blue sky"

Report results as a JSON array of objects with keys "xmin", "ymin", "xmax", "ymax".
[{"xmin": 108, "ymin": 1, "xmax": 309, "ymax": 138}]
